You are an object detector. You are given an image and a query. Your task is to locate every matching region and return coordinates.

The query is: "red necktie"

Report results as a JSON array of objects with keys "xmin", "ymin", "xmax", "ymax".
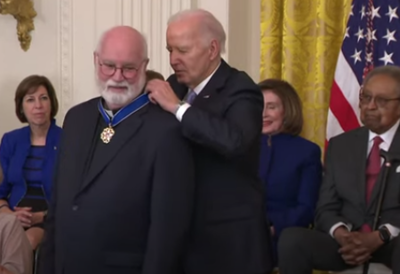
[{"xmin": 361, "ymin": 136, "xmax": 383, "ymax": 232}]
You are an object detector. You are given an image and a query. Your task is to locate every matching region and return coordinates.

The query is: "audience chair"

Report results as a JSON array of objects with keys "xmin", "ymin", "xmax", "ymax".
[{"xmin": 33, "ymin": 245, "xmax": 40, "ymax": 274}]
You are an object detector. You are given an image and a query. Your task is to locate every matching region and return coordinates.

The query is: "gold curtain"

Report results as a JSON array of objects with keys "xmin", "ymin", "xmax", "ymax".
[{"xmin": 260, "ymin": 0, "xmax": 352, "ymax": 150}]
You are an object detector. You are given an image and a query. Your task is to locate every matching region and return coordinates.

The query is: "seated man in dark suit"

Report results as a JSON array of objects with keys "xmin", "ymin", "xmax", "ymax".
[
  {"xmin": 39, "ymin": 26, "xmax": 195, "ymax": 274},
  {"xmin": 278, "ymin": 65, "xmax": 400, "ymax": 274}
]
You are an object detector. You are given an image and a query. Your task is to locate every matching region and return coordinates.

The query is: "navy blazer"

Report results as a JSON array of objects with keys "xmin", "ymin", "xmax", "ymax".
[
  {"xmin": 259, "ymin": 133, "xmax": 322, "ymax": 252},
  {"xmin": 0, "ymin": 120, "xmax": 62, "ymax": 209}
]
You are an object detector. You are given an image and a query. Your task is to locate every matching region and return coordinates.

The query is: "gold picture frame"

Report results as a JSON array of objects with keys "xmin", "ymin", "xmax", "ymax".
[{"xmin": 0, "ymin": 0, "xmax": 37, "ymax": 51}]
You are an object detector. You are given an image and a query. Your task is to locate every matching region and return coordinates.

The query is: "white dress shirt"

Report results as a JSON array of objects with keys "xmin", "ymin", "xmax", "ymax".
[
  {"xmin": 330, "ymin": 119, "xmax": 400, "ymax": 239},
  {"xmin": 175, "ymin": 63, "xmax": 221, "ymax": 121}
]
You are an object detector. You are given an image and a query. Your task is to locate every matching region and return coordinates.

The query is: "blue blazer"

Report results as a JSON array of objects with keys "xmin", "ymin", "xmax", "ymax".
[
  {"xmin": 0, "ymin": 120, "xmax": 62, "ymax": 209},
  {"xmin": 259, "ymin": 133, "xmax": 322, "ymax": 244}
]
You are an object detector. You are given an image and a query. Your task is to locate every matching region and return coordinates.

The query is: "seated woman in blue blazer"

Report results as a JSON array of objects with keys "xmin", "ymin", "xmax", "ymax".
[
  {"xmin": 0, "ymin": 75, "xmax": 62, "ymax": 251},
  {"xmin": 258, "ymin": 79, "xmax": 322, "ymax": 266}
]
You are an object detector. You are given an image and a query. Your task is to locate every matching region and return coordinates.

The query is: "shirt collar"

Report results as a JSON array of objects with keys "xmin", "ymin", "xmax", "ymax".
[
  {"xmin": 368, "ymin": 119, "xmax": 400, "ymax": 145},
  {"xmin": 191, "ymin": 62, "xmax": 221, "ymax": 95}
]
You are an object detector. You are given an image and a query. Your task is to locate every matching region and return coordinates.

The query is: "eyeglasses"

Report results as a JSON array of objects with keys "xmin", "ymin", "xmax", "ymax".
[
  {"xmin": 97, "ymin": 57, "xmax": 146, "ymax": 79},
  {"xmin": 359, "ymin": 93, "xmax": 400, "ymax": 108}
]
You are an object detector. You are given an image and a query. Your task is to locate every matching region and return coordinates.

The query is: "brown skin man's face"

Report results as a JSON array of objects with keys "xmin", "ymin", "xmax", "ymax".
[{"xmin": 360, "ymin": 74, "xmax": 400, "ymax": 134}]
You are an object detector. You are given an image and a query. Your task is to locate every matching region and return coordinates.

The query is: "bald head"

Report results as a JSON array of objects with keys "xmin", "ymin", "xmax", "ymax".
[
  {"xmin": 168, "ymin": 9, "xmax": 226, "ymax": 54},
  {"xmin": 96, "ymin": 26, "xmax": 148, "ymax": 60}
]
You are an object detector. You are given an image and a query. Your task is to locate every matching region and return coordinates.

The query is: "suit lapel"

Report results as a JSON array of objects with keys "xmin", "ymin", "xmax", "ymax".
[
  {"xmin": 192, "ymin": 60, "xmax": 230, "ymax": 108},
  {"xmin": 352, "ymin": 128, "xmax": 369, "ymax": 209},
  {"xmin": 367, "ymin": 125, "xmax": 400, "ymax": 211},
  {"xmin": 78, "ymin": 105, "xmax": 147, "ymax": 193},
  {"xmin": 72, "ymin": 100, "xmax": 100, "ymax": 193}
]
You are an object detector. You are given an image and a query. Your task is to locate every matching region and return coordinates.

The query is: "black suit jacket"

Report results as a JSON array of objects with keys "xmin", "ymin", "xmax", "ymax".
[
  {"xmin": 315, "ymin": 125, "xmax": 400, "ymax": 233},
  {"xmin": 39, "ymin": 98, "xmax": 195, "ymax": 274},
  {"xmin": 168, "ymin": 60, "xmax": 273, "ymax": 274}
]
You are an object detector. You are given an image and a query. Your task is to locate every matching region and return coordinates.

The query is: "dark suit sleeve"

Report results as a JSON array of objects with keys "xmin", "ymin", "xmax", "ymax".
[
  {"xmin": 270, "ymin": 145, "xmax": 322, "ymax": 237},
  {"xmin": 39, "ymin": 114, "xmax": 68, "ymax": 274},
  {"xmin": 180, "ymin": 84, "xmax": 263, "ymax": 158},
  {"xmin": 314, "ymin": 139, "xmax": 350, "ymax": 233},
  {"xmin": 142, "ymin": 126, "xmax": 195, "ymax": 274}
]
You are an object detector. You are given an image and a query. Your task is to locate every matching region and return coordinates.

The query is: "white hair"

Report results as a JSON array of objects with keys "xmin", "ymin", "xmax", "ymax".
[
  {"xmin": 168, "ymin": 9, "xmax": 226, "ymax": 54},
  {"xmin": 95, "ymin": 27, "xmax": 149, "ymax": 60}
]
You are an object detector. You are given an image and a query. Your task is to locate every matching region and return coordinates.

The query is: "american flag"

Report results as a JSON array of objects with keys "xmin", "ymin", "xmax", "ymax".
[{"xmin": 326, "ymin": 0, "xmax": 400, "ymax": 142}]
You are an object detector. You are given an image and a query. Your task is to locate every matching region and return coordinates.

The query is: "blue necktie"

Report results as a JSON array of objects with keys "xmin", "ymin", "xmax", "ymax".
[{"xmin": 186, "ymin": 90, "xmax": 197, "ymax": 104}]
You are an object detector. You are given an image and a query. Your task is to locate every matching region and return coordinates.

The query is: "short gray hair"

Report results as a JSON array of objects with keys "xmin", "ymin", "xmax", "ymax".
[
  {"xmin": 168, "ymin": 9, "xmax": 226, "ymax": 54},
  {"xmin": 95, "ymin": 27, "xmax": 149, "ymax": 60},
  {"xmin": 363, "ymin": 65, "xmax": 400, "ymax": 94}
]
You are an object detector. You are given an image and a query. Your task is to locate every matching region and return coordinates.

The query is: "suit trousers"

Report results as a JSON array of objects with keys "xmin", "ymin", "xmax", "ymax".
[
  {"xmin": 277, "ymin": 227, "xmax": 400, "ymax": 274},
  {"xmin": 0, "ymin": 214, "xmax": 32, "ymax": 274}
]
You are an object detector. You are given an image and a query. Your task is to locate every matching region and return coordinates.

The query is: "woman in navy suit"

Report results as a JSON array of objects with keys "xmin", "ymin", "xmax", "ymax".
[
  {"xmin": 0, "ymin": 75, "xmax": 62, "ymax": 251},
  {"xmin": 258, "ymin": 79, "xmax": 322, "ymax": 266}
]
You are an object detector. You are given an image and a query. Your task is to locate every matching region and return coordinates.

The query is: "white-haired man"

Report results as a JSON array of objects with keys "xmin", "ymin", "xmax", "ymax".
[
  {"xmin": 146, "ymin": 9, "xmax": 274, "ymax": 274},
  {"xmin": 39, "ymin": 26, "xmax": 196, "ymax": 274}
]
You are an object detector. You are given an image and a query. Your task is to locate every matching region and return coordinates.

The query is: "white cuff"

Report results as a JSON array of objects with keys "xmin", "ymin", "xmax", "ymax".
[
  {"xmin": 380, "ymin": 224, "xmax": 400, "ymax": 239},
  {"xmin": 175, "ymin": 103, "xmax": 191, "ymax": 122},
  {"xmin": 329, "ymin": 222, "xmax": 352, "ymax": 238}
]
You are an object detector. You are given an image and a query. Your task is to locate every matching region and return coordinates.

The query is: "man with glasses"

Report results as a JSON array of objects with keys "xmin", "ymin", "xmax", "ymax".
[
  {"xmin": 278, "ymin": 65, "xmax": 400, "ymax": 273},
  {"xmin": 39, "ymin": 26, "xmax": 196, "ymax": 274}
]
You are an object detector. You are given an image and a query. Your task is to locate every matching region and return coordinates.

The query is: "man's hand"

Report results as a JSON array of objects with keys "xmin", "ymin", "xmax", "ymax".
[
  {"xmin": 146, "ymin": 80, "xmax": 181, "ymax": 114},
  {"xmin": 339, "ymin": 231, "xmax": 383, "ymax": 266},
  {"xmin": 13, "ymin": 207, "xmax": 32, "ymax": 228},
  {"xmin": 333, "ymin": 226, "xmax": 352, "ymax": 247},
  {"xmin": 333, "ymin": 226, "xmax": 358, "ymax": 265}
]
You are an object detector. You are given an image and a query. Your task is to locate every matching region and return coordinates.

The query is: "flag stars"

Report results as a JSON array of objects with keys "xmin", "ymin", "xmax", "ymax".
[
  {"xmin": 383, "ymin": 29, "xmax": 397, "ymax": 45},
  {"xmin": 365, "ymin": 52, "xmax": 373, "ymax": 63},
  {"xmin": 371, "ymin": 6, "xmax": 381, "ymax": 19},
  {"xmin": 350, "ymin": 4, "xmax": 354, "ymax": 16},
  {"xmin": 366, "ymin": 29, "xmax": 377, "ymax": 43},
  {"xmin": 351, "ymin": 49, "xmax": 362, "ymax": 64},
  {"xmin": 360, "ymin": 5, "xmax": 366, "ymax": 19},
  {"xmin": 386, "ymin": 6, "xmax": 399, "ymax": 22},
  {"xmin": 379, "ymin": 51, "xmax": 394, "ymax": 65},
  {"xmin": 355, "ymin": 27, "xmax": 364, "ymax": 42},
  {"xmin": 344, "ymin": 27, "xmax": 350, "ymax": 39}
]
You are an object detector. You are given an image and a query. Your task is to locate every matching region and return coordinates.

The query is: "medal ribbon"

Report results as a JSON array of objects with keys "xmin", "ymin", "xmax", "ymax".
[{"xmin": 98, "ymin": 93, "xmax": 150, "ymax": 127}]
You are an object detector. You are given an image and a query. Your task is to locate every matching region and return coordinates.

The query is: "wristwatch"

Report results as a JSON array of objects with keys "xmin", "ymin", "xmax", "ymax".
[{"xmin": 378, "ymin": 227, "xmax": 391, "ymax": 244}]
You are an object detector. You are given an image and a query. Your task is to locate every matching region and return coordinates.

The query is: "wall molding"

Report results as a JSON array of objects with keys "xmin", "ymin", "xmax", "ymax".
[{"xmin": 58, "ymin": 0, "xmax": 73, "ymax": 119}]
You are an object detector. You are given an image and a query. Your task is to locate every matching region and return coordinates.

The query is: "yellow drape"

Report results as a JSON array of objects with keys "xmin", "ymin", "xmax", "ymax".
[{"xmin": 260, "ymin": 0, "xmax": 352, "ymax": 150}]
